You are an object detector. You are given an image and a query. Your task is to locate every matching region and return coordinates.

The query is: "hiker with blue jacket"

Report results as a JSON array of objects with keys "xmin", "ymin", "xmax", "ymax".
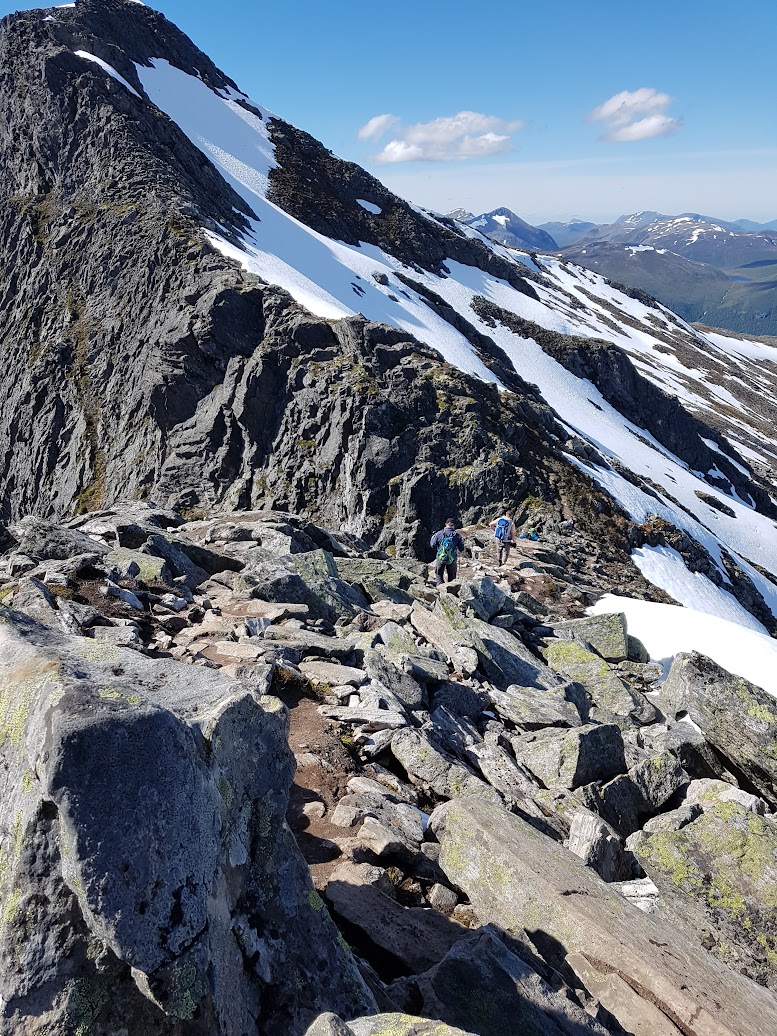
[
  {"xmin": 430, "ymin": 518, "xmax": 465, "ymax": 586},
  {"xmin": 490, "ymin": 509, "xmax": 517, "ymax": 566}
]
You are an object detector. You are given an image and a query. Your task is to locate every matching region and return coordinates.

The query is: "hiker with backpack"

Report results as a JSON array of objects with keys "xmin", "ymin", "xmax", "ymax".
[
  {"xmin": 490, "ymin": 510, "xmax": 517, "ymax": 566},
  {"xmin": 430, "ymin": 518, "xmax": 465, "ymax": 586}
]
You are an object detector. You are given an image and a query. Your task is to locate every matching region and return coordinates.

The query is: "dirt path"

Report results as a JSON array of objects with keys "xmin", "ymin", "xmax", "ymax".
[{"xmin": 274, "ymin": 681, "xmax": 360, "ymax": 889}]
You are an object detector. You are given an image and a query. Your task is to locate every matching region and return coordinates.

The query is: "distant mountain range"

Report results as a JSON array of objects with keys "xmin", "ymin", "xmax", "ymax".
[{"xmin": 446, "ymin": 208, "xmax": 777, "ymax": 335}]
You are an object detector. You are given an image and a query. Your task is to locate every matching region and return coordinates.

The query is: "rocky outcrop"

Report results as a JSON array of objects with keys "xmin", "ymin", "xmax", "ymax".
[
  {"xmin": 629, "ymin": 785, "xmax": 777, "ymax": 987},
  {"xmin": 0, "ymin": 0, "xmax": 567, "ymax": 559},
  {"xmin": 663, "ymin": 652, "xmax": 777, "ymax": 806},
  {"xmin": 0, "ymin": 608, "xmax": 374, "ymax": 1034},
  {"xmin": 437, "ymin": 798, "xmax": 777, "ymax": 1036}
]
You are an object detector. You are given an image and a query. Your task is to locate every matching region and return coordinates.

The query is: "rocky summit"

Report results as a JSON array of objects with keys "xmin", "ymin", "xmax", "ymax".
[{"xmin": 1, "ymin": 2, "xmax": 777, "ymax": 1035}]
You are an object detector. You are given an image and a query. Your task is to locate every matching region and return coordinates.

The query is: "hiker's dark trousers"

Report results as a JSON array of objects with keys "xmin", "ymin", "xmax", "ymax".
[
  {"xmin": 435, "ymin": 560, "xmax": 457, "ymax": 585},
  {"xmin": 497, "ymin": 542, "xmax": 512, "ymax": 566}
]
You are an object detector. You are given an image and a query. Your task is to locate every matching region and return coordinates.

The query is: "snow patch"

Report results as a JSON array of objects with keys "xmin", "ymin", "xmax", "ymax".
[
  {"xmin": 632, "ymin": 545, "xmax": 767, "ymax": 633},
  {"xmin": 75, "ymin": 51, "xmax": 142, "ymax": 99},
  {"xmin": 591, "ymin": 594, "xmax": 777, "ymax": 698},
  {"xmin": 356, "ymin": 199, "xmax": 382, "ymax": 215}
]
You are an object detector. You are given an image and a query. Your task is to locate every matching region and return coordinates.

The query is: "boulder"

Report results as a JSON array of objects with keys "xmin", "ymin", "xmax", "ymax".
[
  {"xmin": 324, "ymin": 880, "xmax": 467, "ymax": 975},
  {"xmin": 438, "ymin": 798, "xmax": 777, "ymax": 1036},
  {"xmin": 611, "ymin": 877, "xmax": 661, "ymax": 915},
  {"xmin": 663, "ymin": 652, "xmax": 777, "ymax": 806},
  {"xmin": 551, "ymin": 613, "xmax": 628, "ymax": 662},
  {"xmin": 301, "ymin": 660, "xmax": 367, "ymax": 688},
  {"xmin": 104, "ymin": 547, "xmax": 173, "ymax": 585},
  {"xmin": 643, "ymin": 721, "xmax": 737, "ymax": 783},
  {"xmin": 262, "ymin": 627, "xmax": 357, "ymax": 658},
  {"xmin": 456, "ymin": 576, "xmax": 507, "ymax": 621},
  {"xmin": 469, "ymin": 618, "xmax": 567, "ymax": 693},
  {"xmin": 588, "ymin": 751, "xmax": 688, "ymax": 836},
  {"xmin": 390, "ymin": 927, "xmax": 608, "ymax": 1036},
  {"xmin": 567, "ymin": 811, "xmax": 634, "ymax": 882},
  {"xmin": 684, "ymin": 778, "xmax": 767, "ymax": 815},
  {"xmin": 7, "ymin": 516, "xmax": 109, "ymax": 562},
  {"xmin": 144, "ymin": 532, "xmax": 210, "ymax": 588},
  {"xmin": 305, "ymin": 1014, "xmax": 355, "ymax": 1036},
  {"xmin": 489, "ymin": 683, "xmax": 582, "ymax": 729},
  {"xmin": 630, "ymin": 799, "xmax": 777, "ymax": 988},
  {"xmin": 241, "ymin": 549, "xmax": 368, "ymax": 623},
  {"xmin": 410, "ymin": 604, "xmax": 478, "ymax": 676},
  {"xmin": 329, "ymin": 791, "xmax": 426, "ymax": 858},
  {"xmin": 430, "ymin": 681, "xmax": 487, "ymax": 720},
  {"xmin": 0, "ymin": 608, "xmax": 374, "ymax": 1034},
  {"xmin": 541, "ymin": 639, "xmax": 657, "ymax": 726},
  {"xmin": 626, "ymin": 633, "xmax": 650, "ymax": 663},
  {"xmin": 390, "ymin": 728, "xmax": 501, "ymax": 805},
  {"xmin": 513, "ymin": 724, "xmax": 625, "ymax": 790},
  {"xmin": 363, "ymin": 650, "xmax": 426, "ymax": 709}
]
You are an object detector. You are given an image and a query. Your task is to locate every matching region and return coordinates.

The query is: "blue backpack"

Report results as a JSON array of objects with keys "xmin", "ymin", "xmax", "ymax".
[
  {"xmin": 437, "ymin": 530, "xmax": 457, "ymax": 565},
  {"xmin": 494, "ymin": 517, "xmax": 512, "ymax": 542}
]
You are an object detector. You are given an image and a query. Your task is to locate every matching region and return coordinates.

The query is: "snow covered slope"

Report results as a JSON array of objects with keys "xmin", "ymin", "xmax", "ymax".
[{"xmin": 131, "ymin": 55, "xmax": 777, "ymax": 629}]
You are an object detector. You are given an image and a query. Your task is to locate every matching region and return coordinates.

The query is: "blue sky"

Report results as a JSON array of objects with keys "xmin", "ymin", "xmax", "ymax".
[{"xmin": 4, "ymin": 0, "xmax": 776, "ymax": 222}]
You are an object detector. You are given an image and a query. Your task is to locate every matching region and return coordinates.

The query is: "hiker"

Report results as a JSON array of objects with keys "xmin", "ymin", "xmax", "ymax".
[
  {"xmin": 430, "ymin": 518, "xmax": 465, "ymax": 586},
  {"xmin": 560, "ymin": 517, "xmax": 576, "ymax": 534},
  {"xmin": 490, "ymin": 509, "xmax": 517, "ymax": 566}
]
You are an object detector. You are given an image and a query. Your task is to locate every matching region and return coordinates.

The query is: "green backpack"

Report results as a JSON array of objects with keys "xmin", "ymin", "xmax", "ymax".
[{"xmin": 437, "ymin": 531, "xmax": 456, "ymax": 565}]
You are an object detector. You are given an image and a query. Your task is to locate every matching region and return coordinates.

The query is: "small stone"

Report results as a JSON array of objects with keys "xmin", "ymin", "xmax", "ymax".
[
  {"xmin": 428, "ymin": 883, "xmax": 458, "ymax": 916},
  {"xmin": 302, "ymin": 800, "xmax": 326, "ymax": 821},
  {"xmin": 102, "ymin": 581, "xmax": 143, "ymax": 610}
]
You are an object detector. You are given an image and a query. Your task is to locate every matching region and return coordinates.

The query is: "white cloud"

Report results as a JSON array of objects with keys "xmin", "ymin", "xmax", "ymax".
[
  {"xmin": 357, "ymin": 113, "xmax": 400, "ymax": 141},
  {"xmin": 589, "ymin": 88, "xmax": 681, "ymax": 142},
  {"xmin": 358, "ymin": 110, "xmax": 524, "ymax": 163}
]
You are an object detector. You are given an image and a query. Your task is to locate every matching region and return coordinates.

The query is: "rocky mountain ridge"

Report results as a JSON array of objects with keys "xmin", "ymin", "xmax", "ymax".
[
  {"xmin": 1, "ymin": 2, "xmax": 777, "ymax": 1033},
  {"xmin": 3, "ymin": 0, "xmax": 776, "ymax": 638},
  {"xmin": 445, "ymin": 207, "xmax": 559, "ymax": 252}
]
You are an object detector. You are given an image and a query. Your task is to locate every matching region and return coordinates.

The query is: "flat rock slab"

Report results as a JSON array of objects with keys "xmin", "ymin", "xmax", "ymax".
[
  {"xmin": 301, "ymin": 661, "xmax": 366, "ymax": 687},
  {"xmin": 490, "ymin": 683, "xmax": 582, "ymax": 729},
  {"xmin": 201, "ymin": 640, "xmax": 268, "ymax": 662},
  {"xmin": 439, "ymin": 798, "xmax": 777, "ymax": 1036},
  {"xmin": 348, "ymin": 1017, "xmax": 477, "ymax": 1036},
  {"xmin": 566, "ymin": 953, "xmax": 683, "ymax": 1036},
  {"xmin": 220, "ymin": 599, "xmax": 310, "ymax": 620},
  {"xmin": 318, "ymin": 706, "xmax": 406, "ymax": 731},
  {"xmin": 263, "ymin": 627, "xmax": 357, "ymax": 658},
  {"xmin": 325, "ymin": 880, "xmax": 467, "ymax": 975}
]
